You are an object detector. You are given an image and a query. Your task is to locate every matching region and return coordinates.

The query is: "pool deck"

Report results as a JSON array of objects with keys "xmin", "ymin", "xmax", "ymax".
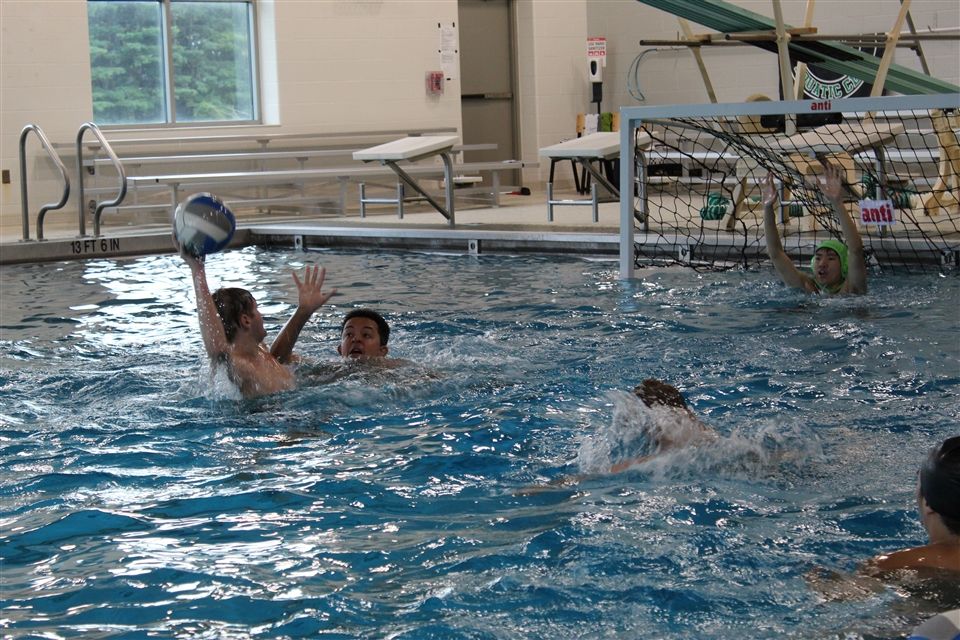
[
  {"xmin": 2, "ymin": 188, "xmax": 958, "ymax": 267},
  {"xmin": 0, "ymin": 191, "xmax": 630, "ymax": 265}
]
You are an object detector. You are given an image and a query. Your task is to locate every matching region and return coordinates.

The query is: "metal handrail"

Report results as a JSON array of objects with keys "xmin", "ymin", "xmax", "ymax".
[
  {"xmin": 76, "ymin": 122, "xmax": 127, "ymax": 237},
  {"xmin": 19, "ymin": 124, "xmax": 71, "ymax": 241}
]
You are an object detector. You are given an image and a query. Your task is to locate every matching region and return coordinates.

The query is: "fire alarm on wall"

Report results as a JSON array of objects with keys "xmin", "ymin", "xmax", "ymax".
[{"xmin": 426, "ymin": 71, "xmax": 444, "ymax": 96}]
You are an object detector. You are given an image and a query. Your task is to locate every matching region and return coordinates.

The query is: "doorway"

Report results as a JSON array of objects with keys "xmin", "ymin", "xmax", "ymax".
[{"xmin": 457, "ymin": 0, "xmax": 519, "ymax": 188}]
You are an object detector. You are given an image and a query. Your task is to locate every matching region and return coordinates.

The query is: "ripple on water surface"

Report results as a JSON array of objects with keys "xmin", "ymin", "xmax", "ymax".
[{"xmin": 0, "ymin": 250, "xmax": 957, "ymax": 638}]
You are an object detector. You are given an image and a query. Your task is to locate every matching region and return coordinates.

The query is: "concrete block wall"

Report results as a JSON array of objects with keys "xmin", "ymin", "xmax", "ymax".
[{"xmin": 516, "ymin": 0, "xmax": 592, "ymax": 187}]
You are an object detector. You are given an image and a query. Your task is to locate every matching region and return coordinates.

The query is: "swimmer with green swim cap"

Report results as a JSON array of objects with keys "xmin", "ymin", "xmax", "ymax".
[
  {"xmin": 762, "ymin": 162, "xmax": 867, "ymax": 295},
  {"xmin": 810, "ymin": 238, "xmax": 849, "ymax": 294}
]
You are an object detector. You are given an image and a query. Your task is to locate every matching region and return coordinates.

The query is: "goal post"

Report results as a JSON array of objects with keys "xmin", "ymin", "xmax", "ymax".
[{"xmin": 618, "ymin": 93, "xmax": 960, "ymax": 279}]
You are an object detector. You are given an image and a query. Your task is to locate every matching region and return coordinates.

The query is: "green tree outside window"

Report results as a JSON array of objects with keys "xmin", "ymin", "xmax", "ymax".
[{"xmin": 88, "ymin": 0, "xmax": 258, "ymax": 126}]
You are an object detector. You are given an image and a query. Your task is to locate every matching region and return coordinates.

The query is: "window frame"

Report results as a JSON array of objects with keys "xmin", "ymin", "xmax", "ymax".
[{"xmin": 88, "ymin": 0, "xmax": 263, "ymax": 129}]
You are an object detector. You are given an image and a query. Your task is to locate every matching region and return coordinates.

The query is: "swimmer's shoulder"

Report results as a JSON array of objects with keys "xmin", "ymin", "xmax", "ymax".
[{"xmin": 866, "ymin": 543, "xmax": 960, "ymax": 574}]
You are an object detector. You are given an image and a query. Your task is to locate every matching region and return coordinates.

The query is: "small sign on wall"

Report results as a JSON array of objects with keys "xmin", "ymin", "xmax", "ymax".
[
  {"xmin": 426, "ymin": 71, "xmax": 444, "ymax": 96},
  {"xmin": 439, "ymin": 22, "xmax": 458, "ymax": 81},
  {"xmin": 587, "ymin": 37, "xmax": 606, "ymax": 63}
]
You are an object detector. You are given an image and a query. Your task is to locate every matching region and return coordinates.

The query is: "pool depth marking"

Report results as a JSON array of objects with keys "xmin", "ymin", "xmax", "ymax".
[{"xmin": 71, "ymin": 238, "xmax": 122, "ymax": 255}]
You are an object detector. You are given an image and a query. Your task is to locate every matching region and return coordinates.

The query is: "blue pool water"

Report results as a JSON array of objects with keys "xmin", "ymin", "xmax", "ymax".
[{"xmin": 1, "ymin": 248, "xmax": 958, "ymax": 639}]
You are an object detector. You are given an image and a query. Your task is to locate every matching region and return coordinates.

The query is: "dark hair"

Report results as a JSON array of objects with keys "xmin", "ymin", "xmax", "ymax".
[
  {"xmin": 212, "ymin": 287, "xmax": 256, "ymax": 342},
  {"xmin": 341, "ymin": 308, "xmax": 390, "ymax": 346},
  {"xmin": 633, "ymin": 378, "xmax": 688, "ymax": 410},
  {"xmin": 920, "ymin": 435, "xmax": 960, "ymax": 535}
]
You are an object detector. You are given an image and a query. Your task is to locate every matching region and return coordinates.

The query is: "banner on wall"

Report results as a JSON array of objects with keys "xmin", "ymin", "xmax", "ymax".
[{"xmin": 783, "ymin": 44, "xmax": 886, "ymax": 100}]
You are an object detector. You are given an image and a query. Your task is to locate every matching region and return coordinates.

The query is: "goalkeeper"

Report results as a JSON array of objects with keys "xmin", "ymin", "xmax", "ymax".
[{"xmin": 762, "ymin": 162, "xmax": 867, "ymax": 295}]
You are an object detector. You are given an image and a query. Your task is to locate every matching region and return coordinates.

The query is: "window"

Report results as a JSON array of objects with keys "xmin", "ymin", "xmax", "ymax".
[{"xmin": 88, "ymin": 0, "xmax": 259, "ymax": 126}]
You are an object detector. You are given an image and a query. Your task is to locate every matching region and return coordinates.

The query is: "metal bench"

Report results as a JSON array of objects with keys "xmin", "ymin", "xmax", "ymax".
[
  {"xmin": 353, "ymin": 135, "xmax": 460, "ymax": 224},
  {"xmin": 540, "ymin": 132, "xmax": 652, "ymax": 222}
]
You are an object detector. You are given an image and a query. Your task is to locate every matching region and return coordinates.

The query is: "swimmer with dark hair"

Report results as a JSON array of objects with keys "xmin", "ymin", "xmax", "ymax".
[
  {"xmin": 865, "ymin": 436, "xmax": 960, "ymax": 574},
  {"xmin": 608, "ymin": 379, "xmax": 716, "ymax": 472},
  {"xmin": 338, "ymin": 308, "xmax": 391, "ymax": 360},
  {"xmin": 808, "ymin": 436, "xmax": 960, "ymax": 603},
  {"xmin": 518, "ymin": 380, "xmax": 715, "ymax": 493}
]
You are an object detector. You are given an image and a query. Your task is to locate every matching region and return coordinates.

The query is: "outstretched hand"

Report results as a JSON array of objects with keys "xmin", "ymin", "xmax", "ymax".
[
  {"xmin": 820, "ymin": 161, "xmax": 845, "ymax": 201},
  {"xmin": 292, "ymin": 264, "xmax": 337, "ymax": 313},
  {"xmin": 761, "ymin": 172, "xmax": 778, "ymax": 207}
]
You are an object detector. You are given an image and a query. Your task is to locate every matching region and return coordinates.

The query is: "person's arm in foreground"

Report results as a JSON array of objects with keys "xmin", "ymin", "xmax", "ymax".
[
  {"xmin": 181, "ymin": 248, "xmax": 230, "ymax": 361},
  {"xmin": 821, "ymin": 162, "xmax": 867, "ymax": 294},
  {"xmin": 762, "ymin": 172, "xmax": 815, "ymax": 292},
  {"xmin": 270, "ymin": 264, "xmax": 338, "ymax": 364}
]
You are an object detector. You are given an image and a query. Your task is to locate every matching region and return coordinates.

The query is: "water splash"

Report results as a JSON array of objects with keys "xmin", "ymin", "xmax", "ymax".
[{"xmin": 577, "ymin": 391, "xmax": 823, "ymax": 479}]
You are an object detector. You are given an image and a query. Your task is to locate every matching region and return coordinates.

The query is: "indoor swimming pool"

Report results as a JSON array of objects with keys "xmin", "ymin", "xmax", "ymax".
[{"xmin": 1, "ymin": 248, "xmax": 958, "ymax": 638}]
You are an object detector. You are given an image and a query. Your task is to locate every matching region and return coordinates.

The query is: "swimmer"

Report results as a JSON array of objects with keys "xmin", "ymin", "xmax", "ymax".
[
  {"xmin": 297, "ymin": 307, "xmax": 411, "ymax": 385},
  {"xmin": 807, "ymin": 436, "xmax": 960, "ymax": 603},
  {"xmin": 518, "ymin": 379, "xmax": 714, "ymax": 493},
  {"xmin": 865, "ymin": 436, "xmax": 960, "ymax": 574},
  {"xmin": 336, "ymin": 307, "xmax": 412, "ymax": 369},
  {"xmin": 338, "ymin": 308, "xmax": 390, "ymax": 360},
  {"xmin": 609, "ymin": 379, "xmax": 716, "ymax": 472},
  {"xmin": 180, "ymin": 249, "xmax": 337, "ymax": 398},
  {"xmin": 762, "ymin": 162, "xmax": 867, "ymax": 295}
]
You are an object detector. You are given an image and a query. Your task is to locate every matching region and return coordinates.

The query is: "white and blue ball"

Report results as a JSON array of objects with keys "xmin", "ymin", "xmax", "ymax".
[{"xmin": 173, "ymin": 193, "xmax": 236, "ymax": 256}]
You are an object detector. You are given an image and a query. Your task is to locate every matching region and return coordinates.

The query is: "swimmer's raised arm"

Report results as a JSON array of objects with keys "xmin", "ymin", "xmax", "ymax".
[
  {"xmin": 762, "ymin": 173, "xmax": 816, "ymax": 292},
  {"xmin": 270, "ymin": 264, "xmax": 338, "ymax": 364},
  {"xmin": 178, "ymin": 240, "xmax": 230, "ymax": 361},
  {"xmin": 821, "ymin": 162, "xmax": 867, "ymax": 294}
]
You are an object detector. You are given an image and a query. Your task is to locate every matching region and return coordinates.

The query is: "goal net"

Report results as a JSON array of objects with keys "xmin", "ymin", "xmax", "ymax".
[{"xmin": 618, "ymin": 94, "xmax": 960, "ymax": 276}]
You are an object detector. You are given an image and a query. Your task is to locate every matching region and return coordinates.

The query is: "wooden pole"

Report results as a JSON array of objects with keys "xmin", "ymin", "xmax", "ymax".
[
  {"xmin": 871, "ymin": 0, "xmax": 911, "ymax": 97},
  {"xmin": 771, "ymin": 1, "xmax": 796, "ymax": 134},
  {"xmin": 771, "ymin": 0, "xmax": 795, "ymax": 102},
  {"xmin": 793, "ymin": 0, "xmax": 816, "ymax": 100},
  {"xmin": 678, "ymin": 18, "xmax": 718, "ymax": 104},
  {"xmin": 901, "ymin": 0, "xmax": 931, "ymax": 74}
]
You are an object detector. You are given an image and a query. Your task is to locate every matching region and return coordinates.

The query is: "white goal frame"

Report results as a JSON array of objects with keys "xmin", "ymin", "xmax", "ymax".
[{"xmin": 617, "ymin": 93, "xmax": 960, "ymax": 279}]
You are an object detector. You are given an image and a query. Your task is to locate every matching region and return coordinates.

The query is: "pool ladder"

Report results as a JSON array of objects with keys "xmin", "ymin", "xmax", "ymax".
[
  {"xmin": 19, "ymin": 122, "xmax": 127, "ymax": 240},
  {"xmin": 75, "ymin": 122, "xmax": 127, "ymax": 237},
  {"xmin": 19, "ymin": 124, "xmax": 70, "ymax": 241}
]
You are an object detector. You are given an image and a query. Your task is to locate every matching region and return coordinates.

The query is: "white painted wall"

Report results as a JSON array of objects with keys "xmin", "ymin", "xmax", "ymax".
[
  {"xmin": 516, "ymin": 0, "xmax": 591, "ymax": 185},
  {"xmin": 0, "ymin": 1, "xmax": 95, "ymax": 235},
  {"xmin": 270, "ymin": 1, "xmax": 461, "ymax": 132},
  {"xmin": 1, "ymin": 0, "xmax": 957, "ymax": 237}
]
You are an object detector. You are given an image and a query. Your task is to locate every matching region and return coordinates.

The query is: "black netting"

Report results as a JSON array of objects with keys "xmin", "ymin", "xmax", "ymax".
[{"xmin": 631, "ymin": 108, "xmax": 960, "ymax": 273}]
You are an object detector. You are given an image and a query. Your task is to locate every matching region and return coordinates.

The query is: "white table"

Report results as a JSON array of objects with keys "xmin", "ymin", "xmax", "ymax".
[
  {"xmin": 540, "ymin": 132, "xmax": 650, "ymax": 222},
  {"xmin": 354, "ymin": 135, "xmax": 460, "ymax": 223}
]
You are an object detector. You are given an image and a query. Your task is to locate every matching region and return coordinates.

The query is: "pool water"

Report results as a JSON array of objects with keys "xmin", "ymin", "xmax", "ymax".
[{"xmin": 1, "ymin": 248, "xmax": 958, "ymax": 639}]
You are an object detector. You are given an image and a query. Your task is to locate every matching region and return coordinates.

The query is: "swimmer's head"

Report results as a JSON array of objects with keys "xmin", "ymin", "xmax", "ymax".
[
  {"xmin": 633, "ymin": 379, "xmax": 688, "ymax": 411},
  {"xmin": 919, "ymin": 436, "xmax": 960, "ymax": 535},
  {"xmin": 810, "ymin": 239, "xmax": 848, "ymax": 288},
  {"xmin": 338, "ymin": 308, "xmax": 390, "ymax": 359},
  {"xmin": 212, "ymin": 287, "xmax": 257, "ymax": 342}
]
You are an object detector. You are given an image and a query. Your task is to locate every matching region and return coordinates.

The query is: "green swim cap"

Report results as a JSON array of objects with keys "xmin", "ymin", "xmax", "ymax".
[{"xmin": 810, "ymin": 238, "xmax": 848, "ymax": 280}]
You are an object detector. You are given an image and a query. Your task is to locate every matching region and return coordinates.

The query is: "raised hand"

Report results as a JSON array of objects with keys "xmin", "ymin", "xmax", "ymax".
[
  {"xmin": 761, "ymin": 172, "xmax": 778, "ymax": 207},
  {"xmin": 292, "ymin": 264, "xmax": 337, "ymax": 313},
  {"xmin": 820, "ymin": 161, "xmax": 845, "ymax": 202},
  {"xmin": 172, "ymin": 232, "xmax": 205, "ymax": 271}
]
